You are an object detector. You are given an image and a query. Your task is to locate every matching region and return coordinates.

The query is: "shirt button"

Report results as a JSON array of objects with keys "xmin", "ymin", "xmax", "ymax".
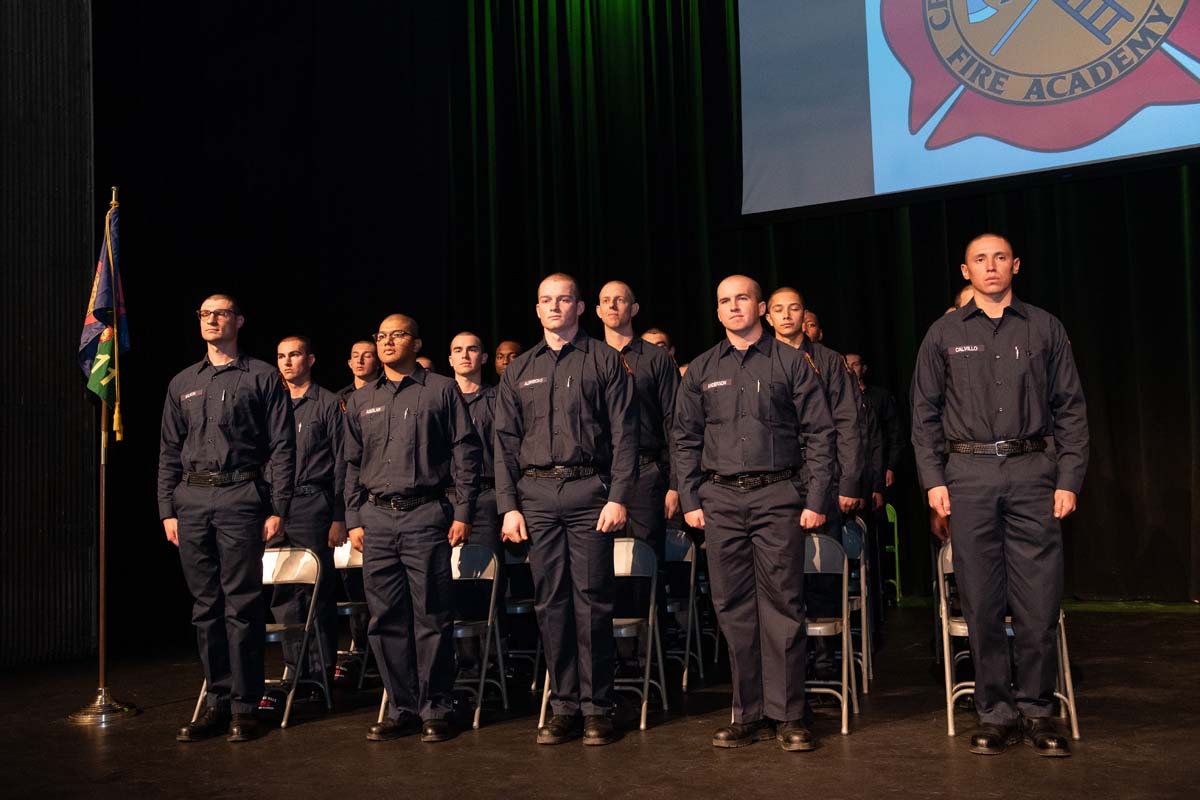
[
  {"xmin": 994, "ymin": 354, "xmax": 1000, "ymax": 360},
  {"xmin": 995, "ymin": 380, "xmax": 1002, "ymax": 386},
  {"xmin": 386, "ymin": 459, "xmax": 391, "ymax": 464},
  {"xmin": 997, "ymin": 408, "xmax": 1004, "ymax": 413},
  {"xmin": 740, "ymin": 387, "xmax": 745, "ymax": 393}
]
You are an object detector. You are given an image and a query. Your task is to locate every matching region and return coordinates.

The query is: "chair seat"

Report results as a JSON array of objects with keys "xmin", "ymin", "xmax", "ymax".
[
  {"xmin": 337, "ymin": 601, "xmax": 367, "ymax": 617},
  {"xmin": 946, "ymin": 614, "xmax": 1014, "ymax": 638},
  {"xmin": 454, "ymin": 620, "xmax": 488, "ymax": 639},
  {"xmin": 805, "ymin": 618, "xmax": 843, "ymax": 637},
  {"xmin": 613, "ymin": 618, "xmax": 648, "ymax": 638},
  {"xmin": 506, "ymin": 599, "xmax": 535, "ymax": 615},
  {"xmin": 265, "ymin": 622, "xmax": 304, "ymax": 643}
]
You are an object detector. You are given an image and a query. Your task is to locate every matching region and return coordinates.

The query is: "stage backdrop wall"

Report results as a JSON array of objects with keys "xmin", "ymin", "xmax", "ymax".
[
  {"xmin": 27, "ymin": 0, "xmax": 1196, "ymax": 663},
  {"xmin": 1, "ymin": 1, "xmax": 98, "ymax": 668}
]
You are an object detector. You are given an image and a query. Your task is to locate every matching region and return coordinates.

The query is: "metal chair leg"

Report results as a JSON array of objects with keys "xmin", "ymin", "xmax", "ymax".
[
  {"xmin": 537, "ymin": 669, "xmax": 551, "ymax": 728},
  {"xmin": 495, "ymin": 618, "xmax": 509, "ymax": 711},
  {"xmin": 377, "ymin": 689, "xmax": 388, "ymax": 724},
  {"xmin": 654, "ymin": 618, "xmax": 669, "ymax": 714},
  {"xmin": 192, "ymin": 680, "xmax": 208, "ymax": 723},
  {"xmin": 1059, "ymin": 612, "xmax": 1080, "ymax": 740},
  {"xmin": 640, "ymin": 623, "xmax": 653, "ymax": 731}
]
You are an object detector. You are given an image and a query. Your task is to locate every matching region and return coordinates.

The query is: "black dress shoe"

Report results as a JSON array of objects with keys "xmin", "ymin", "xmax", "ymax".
[
  {"xmin": 227, "ymin": 713, "xmax": 261, "ymax": 742},
  {"xmin": 583, "ymin": 714, "xmax": 617, "ymax": 746},
  {"xmin": 421, "ymin": 717, "xmax": 457, "ymax": 743},
  {"xmin": 176, "ymin": 705, "xmax": 230, "ymax": 742},
  {"xmin": 537, "ymin": 713, "xmax": 583, "ymax": 745},
  {"xmin": 367, "ymin": 712, "xmax": 421, "ymax": 742},
  {"xmin": 712, "ymin": 718, "xmax": 776, "ymax": 749},
  {"xmin": 777, "ymin": 720, "xmax": 817, "ymax": 752},
  {"xmin": 968, "ymin": 722, "xmax": 1021, "ymax": 755},
  {"xmin": 1024, "ymin": 717, "xmax": 1071, "ymax": 757}
]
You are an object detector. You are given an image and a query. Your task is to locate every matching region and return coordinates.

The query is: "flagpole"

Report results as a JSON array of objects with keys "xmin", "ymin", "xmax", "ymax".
[{"xmin": 69, "ymin": 189, "xmax": 137, "ymax": 726}]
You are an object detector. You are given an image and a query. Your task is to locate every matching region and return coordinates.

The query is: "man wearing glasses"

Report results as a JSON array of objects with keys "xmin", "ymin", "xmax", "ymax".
[
  {"xmin": 494, "ymin": 273, "xmax": 639, "ymax": 747},
  {"xmin": 343, "ymin": 314, "xmax": 482, "ymax": 743},
  {"xmin": 159, "ymin": 294, "xmax": 296, "ymax": 743}
]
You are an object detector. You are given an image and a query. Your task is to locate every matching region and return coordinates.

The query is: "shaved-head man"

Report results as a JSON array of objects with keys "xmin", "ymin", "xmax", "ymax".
[
  {"xmin": 494, "ymin": 272, "xmax": 638, "ymax": 747},
  {"xmin": 674, "ymin": 274, "xmax": 835, "ymax": 752},
  {"xmin": 494, "ymin": 340, "xmax": 523, "ymax": 380},
  {"xmin": 448, "ymin": 331, "xmax": 501, "ymax": 555},
  {"xmin": 912, "ymin": 233, "xmax": 1088, "ymax": 757},
  {"xmin": 344, "ymin": 313, "xmax": 482, "ymax": 744}
]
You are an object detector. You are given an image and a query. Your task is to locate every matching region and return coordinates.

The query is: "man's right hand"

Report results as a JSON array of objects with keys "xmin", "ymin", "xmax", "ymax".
[
  {"xmin": 163, "ymin": 517, "xmax": 179, "ymax": 547},
  {"xmin": 502, "ymin": 510, "xmax": 528, "ymax": 543},
  {"xmin": 930, "ymin": 509, "xmax": 951, "ymax": 543},
  {"xmin": 683, "ymin": 509, "xmax": 705, "ymax": 529},
  {"xmin": 927, "ymin": 485, "xmax": 951, "ymax": 518},
  {"xmin": 348, "ymin": 527, "xmax": 365, "ymax": 552}
]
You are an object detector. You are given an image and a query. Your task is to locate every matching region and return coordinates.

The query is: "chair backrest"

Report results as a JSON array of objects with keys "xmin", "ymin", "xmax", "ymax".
[
  {"xmin": 938, "ymin": 542, "xmax": 954, "ymax": 577},
  {"xmin": 613, "ymin": 537, "xmax": 657, "ymax": 578},
  {"xmin": 841, "ymin": 517, "xmax": 866, "ymax": 561},
  {"xmin": 804, "ymin": 533, "xmax": 847, "ymax": 575},
  {"xmin": 453, "ymin": 543, "xmax": 498, "ymax": 581},
  {"xmin": 885, "ymin": 503, "xmax": 897, "ymax": 524},
  {"xmin": 333, "ymin": 541, "xmax": 362, "ymax": 569},
  {"xmin": 663, "ymin": 528, "xmax": 695, "ymax": 563},
  {"xmin": 263, "ymin": 547, "xmax": 320, "ymax": 586}
]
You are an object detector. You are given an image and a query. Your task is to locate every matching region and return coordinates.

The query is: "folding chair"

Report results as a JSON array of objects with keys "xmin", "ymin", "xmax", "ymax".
[
  {"xmin": 333, "ymin": 541, "xmax": 373, "ymax": 690},
  {"xmin": 452, "ymin": 543, "xmax": 509, "ymax": 729},
  {"xmin": 502, "ymin": 545, "xmax": 542, "ymax": 691},
  {"xmin": 664, "ymin": 527, "xmax": 704, "ymax": 691},
  {"xmin": 538, "ymin": 537, "xmax": 668, "ymax": 731},
  {"xmin": 936, "ymin": 542, "xmax": 1080, "ymax": 739},
  {"xmin": 191, "ymin": 547, "xmax": 331, "ymax": 729},
  {"xmin": 842, "ymin": 515, "xmax": 873, "ymax": 694},
  {"xmin": 884, "ymin": 503, "xmax": 901, "ymax": 601},
  {"xmin": 803, "ymin": 533, "xmax": 856, "ymax": 735}
]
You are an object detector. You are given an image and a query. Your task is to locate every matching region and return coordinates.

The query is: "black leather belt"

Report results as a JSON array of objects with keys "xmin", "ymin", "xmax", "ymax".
[
  {"xmin": 638, "ymin": 454, "xmax": 660, "ymax": 467},
  {"xmin": 293, "ymin": 484, "xmax": 329, "ymax": 497},
  {"xmin": 522, "ymin": 465, "xmax": 597, "ymax": 480},
  {"xmin": 367, "ymin": 492, "xmax": 442, "ymax": 511},
  {"xmin": 184, "ymin": 468, "xmax": 260, "ymax": 487},
  {"xmin": 708, "ymin": 468, "xmax": 794, "ymax": 491},
  {"xmin": 948, "ymin": 438, "xmax": 1047, "ymax": 457}
]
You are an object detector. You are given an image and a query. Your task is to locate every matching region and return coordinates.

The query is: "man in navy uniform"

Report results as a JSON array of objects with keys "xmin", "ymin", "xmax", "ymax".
[
  {"xmin": 595, "ymin": 281, "xmax": 680, "ymax": 553},
  {"xmin": 911, "ymin": 233, "xmax": 1088, "ymax": 757},
  {"xmin": 448, "ymin": 331, "xmax": 500, "ymax": 555},
  {"xmin": 344, "ymin": 313, "xmax": 482, "ymax": 743},
  {"xmin": 675, "ymin": 275, "xmax": 835, "ymax": 752},
  {"xmin": 494, "ymin": 272, "xmax": 639, "ymax": 747},
  {"xmin": 160, "ymin": 294, "xmax": 295, "ymax": 743},
  {"xmin": 258, "ymin": 335, "xmax": 345, "ymax": 713}
]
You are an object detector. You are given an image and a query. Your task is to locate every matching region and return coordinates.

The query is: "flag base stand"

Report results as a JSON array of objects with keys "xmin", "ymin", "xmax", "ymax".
[{"xmin": 68, "ymin": 687, "xmax": 139, "ymax": 726}]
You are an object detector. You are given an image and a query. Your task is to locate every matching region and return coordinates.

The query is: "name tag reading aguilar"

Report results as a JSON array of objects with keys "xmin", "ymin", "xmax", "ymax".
[
  {"xmin": 520, "ymin": 377, "xmax": 547, "ymax": 388},
  {"xmin": 361, "ymin": 406, "xmax": 385, "ymax": 417},
  {"xmin": 181, "ymin": 389, "xmax": 204, "ymax": 402}
]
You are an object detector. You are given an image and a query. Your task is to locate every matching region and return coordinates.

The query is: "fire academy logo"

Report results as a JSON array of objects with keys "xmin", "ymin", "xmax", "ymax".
[{"xmin": 881, "ymin": 1, "xmax": 1200, "ymax": 150}]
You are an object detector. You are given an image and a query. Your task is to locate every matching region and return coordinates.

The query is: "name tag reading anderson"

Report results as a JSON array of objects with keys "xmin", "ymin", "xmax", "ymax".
[{"xmin": 704, "ymin": 379, "xmax": 730, "ymax": 390}]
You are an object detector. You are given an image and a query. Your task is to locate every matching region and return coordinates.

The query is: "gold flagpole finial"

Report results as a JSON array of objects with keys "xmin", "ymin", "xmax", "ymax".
[{"xmin": 110, "ymin": 186, "xmax": 118, "ymax": 208}]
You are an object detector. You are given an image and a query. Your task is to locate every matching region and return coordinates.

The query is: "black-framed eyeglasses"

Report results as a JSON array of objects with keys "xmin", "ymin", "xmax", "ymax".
[
  {"xmin": 197, "ymin": 309, "xmax": 237, "ymax": 321},
  {"xmin": 375, "ymin": 330, "xmax": 414, "ymax": 343}
]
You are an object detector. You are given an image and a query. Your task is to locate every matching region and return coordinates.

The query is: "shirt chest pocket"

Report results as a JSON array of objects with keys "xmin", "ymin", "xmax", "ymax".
[
  {"xmin": 301, "ymin": 417, "xmax": 327, "ymax": 448},
  {"xmin": 759, "ymin": 381, "xmax": 786, "ymax": 422},
  {"xmin": 359, "ymin": 408, "xmax": 389, "ymax": 445},
  {"xmin": 701, "ymin": 381, "xmax": 734, "ymax": 424},
  {"xmin": 948, "ymin": 351, "xmax": 975, "ymax": 391},
  {"xmin": 1020, "ymin": 347, "xmax": 1048, "ymax": 392},
  {"xmin": 181, "ymin": 391, "xmax": 207, "ymax": 425},
  {"xmin": 518, "ymin": 379, "xmax": 550, "ymax": 420}
]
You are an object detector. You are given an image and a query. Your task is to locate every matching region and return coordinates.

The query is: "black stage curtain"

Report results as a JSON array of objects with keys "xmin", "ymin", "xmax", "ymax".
[{"xmin": 82, "ymin": 1, "xmax": 1198, "ymax": 657}]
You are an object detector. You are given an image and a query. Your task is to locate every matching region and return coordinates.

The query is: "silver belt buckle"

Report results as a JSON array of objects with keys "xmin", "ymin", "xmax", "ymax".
[{"xmin": 992, "ymin": 439, "xmax": 1018, "ymax": 457}]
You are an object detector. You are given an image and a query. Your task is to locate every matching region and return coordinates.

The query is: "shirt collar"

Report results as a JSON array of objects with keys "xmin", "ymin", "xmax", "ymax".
[
  {"xmin": 198, "ymin": 352, "xmax": 248, "ymax": 374},
  {"xmin": 961, "ymin": 294, "xmax": 1027, "ymax": 320},
  {"xmin": 719, "ymin": 332, "xmax": 774, "ymax": 359},
  {"xmin": 535, "ymin": 328, "xmax": 591, "ymax": 356},
  {"xmin": 620, "ymin": 337, "xmax": 644, "ymax": 355},
  {"xmin": 373, "ymin": 365, "xmax": 427, "ymax": 392}
]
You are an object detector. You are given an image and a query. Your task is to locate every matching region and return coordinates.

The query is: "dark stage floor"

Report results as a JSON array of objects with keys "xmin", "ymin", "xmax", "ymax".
[{"xmin": 3, "ymin": 605, "xmax": 1198, "ymax": 800}]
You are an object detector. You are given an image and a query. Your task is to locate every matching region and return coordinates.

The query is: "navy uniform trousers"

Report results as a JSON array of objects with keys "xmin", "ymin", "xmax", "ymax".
[
  {"xmin": 520, "ymin": 473, "xmax": 615, "ymax": 718},
  {"xmin": 174, "ymin": 480, "xmax": 269, "ymax": 715},
  {"xmin": 946, "ymin": 450, "xmax": 1063, "ymax": 725},
  {"xmin": 700, "ymin": 478, "xmax": 808, "ymax": 724},
  {"xmin": 269, "ymin": 490, "xmax": 338, "ymax": 677},
  {"xmin": 361, "ymin": 498, "xmax": 457, "ymax": 721}
]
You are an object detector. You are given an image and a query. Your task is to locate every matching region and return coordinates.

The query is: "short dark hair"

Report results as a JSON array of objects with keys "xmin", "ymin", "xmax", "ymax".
[
  {"xmin": 963, "ymin": 232, "xmax": 1013, "ymax": 262},
  {"xmin": 451, "ymin": 330, "xmax": 485, "ymax": 350},
  {"xmin": 278, "ymin": 334, "xmax": 312, "ymax": 354},
  {"xmin": 768, "ymin": 286, "xmax": 806, "ymax": 308},
  {"xmin": 351, "ymin": 339, "xmax": 377, "ymax": 350},
  {"xmin": 203, "ymin": 293, "xmax": 241, "ymax": 315},
  {"xmin": 382, "ymin": 313, "xmax": 420, "ymax": 338},
  {"xmin": 642, "ymin": 327, "xmax": 672, "ymax": 348}
]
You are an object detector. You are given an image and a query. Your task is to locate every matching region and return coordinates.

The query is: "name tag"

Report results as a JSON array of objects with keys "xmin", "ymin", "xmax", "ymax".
[
  {"xmin": 948, "ymin": 345, "xmax": 985, "ymax": 355},
  {"xmin": 520, "ymin": 377, "xmax": 547, "ymax": 388},
  {"xmin": 361, "ymin": 406, "xmax": 385, "ymax": 416},
  {"xmin": 181, "ymin": 389, "xmax": 204, "ymax": 402},
  {"xmin": 704, "ymin": 379, "xmax": 730, "ymax": 390}
]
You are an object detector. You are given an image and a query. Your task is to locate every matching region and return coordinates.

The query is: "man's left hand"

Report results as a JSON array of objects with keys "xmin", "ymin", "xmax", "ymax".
[
  {"xmin": 596, "ymin": 502, "xmax": 627, "ymax": 533},
  {"xmin": 663, "ymin": 490, "xmax": 681, "ymax": 520},
  {"xmin": 800, "ymin": 509, "xmax": 826, "ymax": 530},
  {"xmin": 1053, "ymin": 490, "xmax": 1077, "ymax": 520},
  {"xmin": 263, "ymin": 515, "xmax": 283, "ymax": 542},
  {"xmin": 328, "ymin": 520, "xmax": 348, "ymax": 548}
]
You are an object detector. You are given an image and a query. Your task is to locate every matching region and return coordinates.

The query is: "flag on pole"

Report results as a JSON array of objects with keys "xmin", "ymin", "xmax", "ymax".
[{"xmin": 79, "ymin": 196, "xmax": 130, "ymax": 439}]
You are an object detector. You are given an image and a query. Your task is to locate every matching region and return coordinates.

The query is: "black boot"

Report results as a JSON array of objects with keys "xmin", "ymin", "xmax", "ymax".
[
  {"xmin": 968, "ymin": 721, "xmax": 1021, "ymax": 755},
  {"xmin": 712, "ymin": 718, "xmax": 775, "ymax": 749},
  {"xmin": 583, "ymin": 714, "xmax": 617, "ymax": 746},
  {"xmin": 1023, "ymin": 717, "xmax": 1071, "ymax": 758},
  {"xmin": 367, "ymin": 711, "xmax": 421, "ymax": 742},
  {"xmin": 776, "ymin": 720, "xmax": 817, "ymax": 752},
  {"xmin": 537, "ymin": 713, "xmax": 583, "ymax": 745},
  {"xmin": 176, "ymin": 705, "xmax": 230, "ymax": 742},
  {"xmin": 226, "ymin": 713, "xmax": 261, "ymax": 743}
]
